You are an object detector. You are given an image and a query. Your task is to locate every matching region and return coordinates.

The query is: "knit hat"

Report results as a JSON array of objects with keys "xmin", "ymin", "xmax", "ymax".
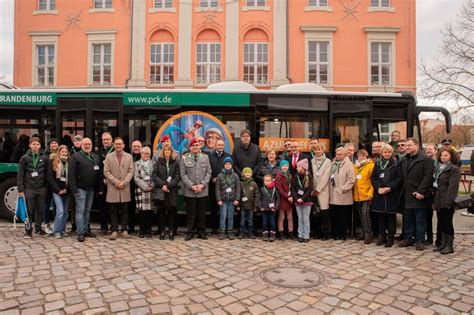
[
  {"xmin": 223, "ymin": 156, "xmax": 233, "ymax": 165},
  {"xmin": 189, "ymin": 138, "xmax": 198, "ymax": 147},
  {"xmin": 297, "ymin": 159, "xmax": 309, "ymax": 172},
  {"xmin": 242, "ymin": 167, "xmax": 253, "ymax": 175},
  {"xmin": 48, "ymin": 138, "xmax": 59, "ymax": 145},
  {"xmin": 161, "ymin": 134, "xmax": 170, "ymax": 143},
  {"xmin": 279, "ymin": 160, "xmax": 289, "ymax": 169},
  {"xmin": 73, "ymin": 135, "xmax": 83, "ymax": 141}
]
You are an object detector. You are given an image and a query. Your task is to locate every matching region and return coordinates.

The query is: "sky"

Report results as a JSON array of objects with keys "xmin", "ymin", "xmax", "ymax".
[{"xmin": 0, "ymin": 0, "xmax": 466, "ymax": 84}]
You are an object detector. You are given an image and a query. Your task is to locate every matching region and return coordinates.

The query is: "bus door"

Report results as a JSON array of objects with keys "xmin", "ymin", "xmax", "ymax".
[
  {"xmin": 57, "ymin": 98, "xmax": 120, "ymax": 150},
  {"xmin": 330, "ymin": 102, "xmax": 372, "ymax": 153}
]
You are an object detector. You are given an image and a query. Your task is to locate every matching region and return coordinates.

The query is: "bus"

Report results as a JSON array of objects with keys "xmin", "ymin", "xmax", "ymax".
[{"xmin": 0, "ymin": 83, "xmax": 451, "ymax": 219}]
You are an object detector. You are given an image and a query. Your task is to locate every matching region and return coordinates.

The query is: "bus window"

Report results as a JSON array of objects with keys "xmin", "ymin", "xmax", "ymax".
[
  {"xmin": 258, "ymin": 114, "xmax": 329, "ymax": 153},
  {"xmin": 373, "ymin": 121, "xmax": 407, "ymax": 143},
  {"xmin": 333, "ymin": 117, "xmax": 370, "ymax": 151}
]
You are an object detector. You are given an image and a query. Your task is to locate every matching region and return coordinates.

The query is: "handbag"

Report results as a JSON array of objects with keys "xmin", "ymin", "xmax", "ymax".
[
  {"xmin": 455, "ymin": 175, "xmax": 473, "ymax": 210},
  {"xmin": 13, "ymin": 196, "xmax": 30, "ymax": 229}
]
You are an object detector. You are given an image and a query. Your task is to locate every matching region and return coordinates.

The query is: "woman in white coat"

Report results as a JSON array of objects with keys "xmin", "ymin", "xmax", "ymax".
[
  {"xmin": 329, "ymin": 147, "xmax": 356, "ymax": 241},
  {"xmin": 311, "ymin": 143, "xmax": 332, "ymax": 240}
]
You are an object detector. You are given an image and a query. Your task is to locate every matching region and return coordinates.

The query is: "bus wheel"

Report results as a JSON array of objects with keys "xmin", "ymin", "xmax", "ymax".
[{"xmin": 0, "ymin": 177, "xmax": 18, "ymax": 220}]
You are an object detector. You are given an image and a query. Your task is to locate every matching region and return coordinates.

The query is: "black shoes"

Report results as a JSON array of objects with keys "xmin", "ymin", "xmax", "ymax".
[
  {"xmin": 78, "ymin": 234, "xmax": 85, "ymax": 242},
  {"xmin": 85, "ymin": 231, "xmax": 97, "ymax": 238}
]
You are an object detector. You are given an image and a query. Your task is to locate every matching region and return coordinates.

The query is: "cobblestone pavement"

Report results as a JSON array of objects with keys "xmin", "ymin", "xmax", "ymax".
[{"xmin": 0, "ymin": 228, "xmax": 473, "ymax": 315}]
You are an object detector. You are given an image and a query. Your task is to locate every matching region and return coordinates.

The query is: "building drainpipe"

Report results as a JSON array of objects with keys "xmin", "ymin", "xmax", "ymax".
[
  {"xmin": 286, "ymin": 0, "xmax": 291, "ymax": 83},
  {"xmin": 125, "ymin": 0, "xmax": 134, "ymax": 88}
]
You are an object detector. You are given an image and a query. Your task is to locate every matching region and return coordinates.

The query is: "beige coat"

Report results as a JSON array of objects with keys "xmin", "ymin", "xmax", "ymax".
[
  {"xmin": 329, "ymin": 156, "xmax": 356, "ymax": 206},
  {"xmin": 104, "ymin": 151, "xmax": 134, "ymax": 203},
  {"xmin": 311, "ymin": 155, "xmax": 331, "ymax": 210}
]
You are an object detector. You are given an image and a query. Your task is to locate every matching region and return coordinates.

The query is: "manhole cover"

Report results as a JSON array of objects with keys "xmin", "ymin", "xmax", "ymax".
[{"xmin": 260, "ymin": 266, "xmax": 324, "ymax": 288}]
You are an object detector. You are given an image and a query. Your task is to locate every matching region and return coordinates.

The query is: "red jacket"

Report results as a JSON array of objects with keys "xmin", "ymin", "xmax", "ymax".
[{"xmin": 275, "ymin": 170, "xmax": 293, "ymax": 210}]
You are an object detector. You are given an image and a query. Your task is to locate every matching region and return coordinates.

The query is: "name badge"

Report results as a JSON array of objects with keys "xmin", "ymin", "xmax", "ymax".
[
  {"xmin": 269, "ymin": 203, "xmax": 275, "ymax": 208},
  {"xmin": 380, "ymin": 173, "xmax": 385, "ymax": 179},
  {"xmin": 226, "ymin": 187, "xmax": 232, "ymax": 193},
  {"xmin": 60, "ymin": 177, "xmax": 67, "ymax": 182},
  {"xmin": 298, "ymin": 190, "xmax": 304, "ymax": 195},
  {"xmin": 242, "ymin": 197, "xmax": 248, "ymax": 202},
  {"xmin": 356, "ymin": 175, "xmax": 362, "ymax": 180},
  {"xmin": 94, "ymin": 165, "xmax": 100, "ymax": 171},
  {"xmin": 167, "ymin": 176, "xmax": 172, "ymax": 183},
  {"xmin": 288, "ymin": 191, "xmax": 291, "ymax": 197},
  {"xmin": 433, "ymin": 182, "xmax": 438, "ymax": 188},
  {"xmin": 316, "ymin": 171, "xmax": 320, "ymax": 176},
  {"xmin": 31, "ymin": 172, "xmax": 38, "ymax": 177},
  {"xmin": 144, "ymin": 176, "xmax": 150, "ymax": 181},
  {"xmin": 330, "ymin": 174, "xmax": 335, "ymax": 179}
]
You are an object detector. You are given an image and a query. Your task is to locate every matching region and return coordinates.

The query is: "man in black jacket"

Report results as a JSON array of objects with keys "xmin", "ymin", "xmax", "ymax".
[
  {"xmin": 69, "ymin": 138, "xmax": 104, "ymax": 242},
  {"xmin": 399, "ymin": 137, "xmax": 434, "ymax": 250},
  {"xmin": 232, "ymin": 130, "xmax": 262, "ymax": 177},
  {"xmin": 96, "ymin": 132, "xmax": 114, "ymax": 234},
  {"xmin": 17, "ymin": 137, "xmax": 50, "ymax": 238},
  {"xmin": 208, "ymin": 139, "xmax": 231, "ymax": 233},
  {"xmin": 285, "ymin": 140, "xmax": 310, "ymax": 176}
]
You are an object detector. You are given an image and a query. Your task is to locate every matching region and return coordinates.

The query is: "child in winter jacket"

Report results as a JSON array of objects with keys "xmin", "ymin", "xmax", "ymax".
[
  {"xmin": 275, "ymin": 160, "xmax": 294, "ymax": 240},
  {"xmin": 260, "ymin": 173, "xmax": 280, "ymax": 242},
  {"xmin": 215, "ymin": 157, "xmax": 240, "ymax": 239},
  {"xmin": 292, "ymin": 159, "xmax": 313, "ymax": 243},
  {"xmin": 238, "ymin": 167, "xmax": 259, "ymax": 239}
]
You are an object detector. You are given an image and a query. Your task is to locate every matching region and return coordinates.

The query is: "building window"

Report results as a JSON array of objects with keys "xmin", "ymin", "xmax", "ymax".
[
  {"xmin": 246, "ymin": 0, "xmax": 266, "ymax": 6},
  {"xmin": 91, "ymin": 43, "xmax": 112, "ymax": 85},
  {"xmin": 35, "ymin": 45, "xmax": 55, "ymax": 86},
  {"xmin": 196, "ymin": 43, "xmax": 221, "ymax": 85},
  {"xmin": 94, "ymin": 0, "xmax": 112, "ymax": 9},
  {"xmin": 200, "ymin": 0, "xmax": 218, "ymax": 8},
  {"xmin": 308, "ymin": 41, "xmax": 329, "ymax": 85},
  {"xmin": 150, "ymin": 43, "xmax": 174, "ymax": 84},
  {"xmin": 308, "ymin": 0, "xmax": 327, "ymax": 6},
  {"xmin": 371, "ymin": 0, "xmax": 389, "ymax": 7},
  {"xmin": 243, "ymin": 43, "xmax": 268, "ymax": 85},
  {"xmin": 38, "ymin": 0, "xmax": 56, "ymax": 10},
  {"xmin": 154, "ymin": 0, "xmax": 172, "ymax": 8},
  {"xmin": 370, "ymin": 42, "xmax": 391, "ymax": 85}
]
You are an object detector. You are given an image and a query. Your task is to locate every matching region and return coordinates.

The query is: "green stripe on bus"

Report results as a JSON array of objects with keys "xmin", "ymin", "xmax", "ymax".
[
  {"xmin": 123, "ymin": 92, "xmax": 250, "ymax": 107},
  {"xmin": 0, "ymin": 163, "xmax": 18, "ymax": 173},
  {"xmin": 0, "ymin": 92, "xmax": 56, "ymax": 106}
]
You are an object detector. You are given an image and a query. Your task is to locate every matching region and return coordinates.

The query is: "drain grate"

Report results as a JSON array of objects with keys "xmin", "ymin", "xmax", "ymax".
[{"xmin": 260, "ymin": 266, "xmax": 325, "ymax": 289}]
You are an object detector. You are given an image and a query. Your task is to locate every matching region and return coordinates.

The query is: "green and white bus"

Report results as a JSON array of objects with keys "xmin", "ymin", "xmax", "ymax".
[{"xmin": 0, "ymin": 83, "xmax": 451, "ymax": 219}]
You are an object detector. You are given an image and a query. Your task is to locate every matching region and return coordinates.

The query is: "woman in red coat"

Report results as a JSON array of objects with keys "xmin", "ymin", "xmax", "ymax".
[{"xmin": 275, "ymin": 160, "xmax": 294, "ymax": 240}]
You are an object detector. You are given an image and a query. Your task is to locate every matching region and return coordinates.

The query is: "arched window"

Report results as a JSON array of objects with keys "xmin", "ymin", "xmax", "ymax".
[
  {"xmin": 149, "ymin": 30, "xmax": 175, "ymax": 85},
  {"xmin": 196, "ymin": 29, "xmax": 222, "ymax": 85},
  {"xmin": 243, "ymin": 29, "xmax": 269, "ymax": 85}
]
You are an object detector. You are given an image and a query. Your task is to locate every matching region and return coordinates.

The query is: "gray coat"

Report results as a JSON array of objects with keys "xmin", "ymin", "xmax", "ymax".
[
  {"xmin": 215, "ymin": 170, "xmax": 241, "ymax": 202},
  {"xmin": 433, "ymin": 163, "xmax": 461, "ymax": 210},
  {"xmin": 180, "ymin": 152, "xmax": 212, "ymax": 198}
]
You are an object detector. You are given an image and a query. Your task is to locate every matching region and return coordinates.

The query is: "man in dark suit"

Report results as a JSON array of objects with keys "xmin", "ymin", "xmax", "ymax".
[
  {"xmin": 286, "ymin": 140, "xmax": 310, "ymax": 176},
  {"xmin": 399, "ymin": 137, "xmax": 434, "ymax": 251}
]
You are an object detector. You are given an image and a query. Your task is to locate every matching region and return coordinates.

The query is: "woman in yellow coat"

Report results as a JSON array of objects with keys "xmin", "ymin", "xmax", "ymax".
[{"xmin": 353, "ymin": 149, "xmax": 375, "ymax": 244}]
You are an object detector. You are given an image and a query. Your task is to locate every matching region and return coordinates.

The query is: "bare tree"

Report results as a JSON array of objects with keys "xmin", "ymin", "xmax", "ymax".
[{"xmin": 419, "ymin": 0, "xmax": 473, "ymax": 113}]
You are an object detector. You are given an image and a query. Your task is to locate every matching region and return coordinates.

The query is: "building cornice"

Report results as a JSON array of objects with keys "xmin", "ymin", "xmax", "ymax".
[{"xmin": 300, "ymin": 26, "xmax": 337, "ymax": 32}]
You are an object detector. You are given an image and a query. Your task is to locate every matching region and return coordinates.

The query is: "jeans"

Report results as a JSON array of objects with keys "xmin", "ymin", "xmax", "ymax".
[
  {"xmin": 403, "ymin": 208, "xmax": 427, "ymax": 244},
  {"xmin": 52, "ymin": 193, "xmax": 70, "ymax": 234},
  {"xmin": 240, "ymin": 209, "xmax": 254, "ymax": 235},
  {"xmin": 75, "ymin": 189, "xmax": 95, "ymax": 236},
  {"xmin": 262, "ymin": 211, "xmax": 276, "ymax": 232},
  {"xmin": 24, "ymin": 187, "xmax": 48, "ymax": 233},
  {"xmin": 296, "ymin": 205, "xmax": 311, "ymax": 239},
  {"xmin": 219, "ymin": 201, "xmax": 235, "ymax": 232}
]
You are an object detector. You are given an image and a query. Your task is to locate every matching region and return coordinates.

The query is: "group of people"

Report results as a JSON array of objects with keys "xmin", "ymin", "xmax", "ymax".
[{"xmin": 17, "ymin": 129, "xmax": 461, "ymax": 254}]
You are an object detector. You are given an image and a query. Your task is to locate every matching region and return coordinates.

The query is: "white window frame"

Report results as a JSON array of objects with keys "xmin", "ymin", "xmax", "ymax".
[
  {"xmin": 87, "ymin": 31, "xmax": 116, "ymax": 86},
  {"xmin": 370, "ymin": 42, "xmax": 392, "ymax": 86},
  {"xmin": 34, "ymin": 0, "xmax": 58, "ymax": 14},
  {"xmin": 154, "ymin": 0, "xmax": 172, "ymax": 9},
  {"xmin": 246, "ymin": 0, "xmax": 266, "ymax": 6},
  {"xmin": 305, "ymin": 0, "xmax": 332, "ymax": 12},
  {"xmin": 94, "ymin": 0, "xmax": 112, "ymax": 9},
  {"xmin": 307, "ymin": 41, "xmax": 330, "ymax": 86},
  {"xmin": 195, "ymin": 42, "xmax": 221, "ymax": 85},
  {"xmin": 368, "ymin": 0, "xmax": 395, "ymax": 12},
  {"xmin": 200, "ymin": 0, "xmax": 218, "ymax": 8},
  {"xmin": 301, "ymin": 26, "xmax": 335, "ymax": 89},
  {"xmin": 149, "ymin": 43, "xmax": 175, "ymax": 85},
  {"xmin": 243, "ymin": 42, "xmax": 269, "ymax": 86},
  {"xmin": 30, "ymin": 33, "xmax": 58, "ymax": 87},
  {"xmin": 38, "ymin": 0, "xmax": 56, "ymax": 10}
]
